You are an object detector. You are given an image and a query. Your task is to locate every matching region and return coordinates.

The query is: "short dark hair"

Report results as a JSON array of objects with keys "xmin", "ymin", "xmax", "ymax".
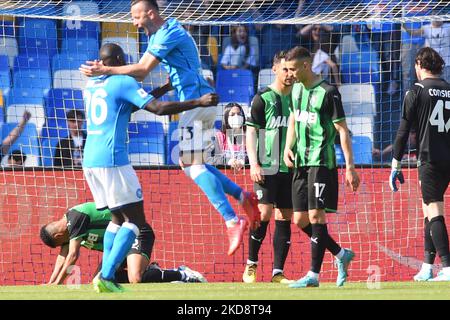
[
  {"xmin": 40, "ymin": 225, "xmax": 57, "ymax": 248},
  {"xmin": 284, "ymin": 46, "xmax": 312, "ymax": 62},
  {"xmin": 131, "ymin": 0, "xmax": 159, "ymax": 11},
  {"xmin": 273, "ymin": 50, "xmax": 287, "ymax": 66},
  {"xmin": 415, "ymin": 47, "xmax": 445, "ymax": 75},
  {"xmin": 66, "ymin": 109, "xmax": 85, "ymax": 121},
  {"xmin": 9, "ymin": 150, "xmax": 26, "ymax": 164},
  {"xmin": 99, "ymin": 43, "xmax": 126, "ymax": 67}
]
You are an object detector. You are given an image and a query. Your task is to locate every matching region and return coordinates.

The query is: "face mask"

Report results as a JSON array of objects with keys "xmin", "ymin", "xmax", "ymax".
[{"xmin": 228, "ymin": 114, "xmax": 244, "ymax": 129}]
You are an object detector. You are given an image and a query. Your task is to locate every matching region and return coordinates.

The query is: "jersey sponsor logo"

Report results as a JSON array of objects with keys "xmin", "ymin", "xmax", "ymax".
[
  {"xmin": 294, "ymin": 110, "xmax": 317, "ymax": 124},
  {"xmin": 137, "ymin": 88, "xmax": 148, "ymax": 98},
  {"xmin": 267, "ymin": 116, "xmax": 289, "ymax": 128},
  {"xmin": 84, "ymin": 233, "xmax": 99, "ymax": 249}
]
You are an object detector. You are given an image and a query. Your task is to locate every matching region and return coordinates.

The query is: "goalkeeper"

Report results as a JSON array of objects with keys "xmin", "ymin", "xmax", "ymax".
[
  {"xmin": 40, "ymin": 202, "xmax": 207, "ymax": 285},
  {"xmin": 389, "ymin": 47, "xmax": 450, "ymax": 282}
]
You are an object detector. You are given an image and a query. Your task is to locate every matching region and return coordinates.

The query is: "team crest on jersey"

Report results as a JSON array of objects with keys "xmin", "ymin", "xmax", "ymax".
[
  {"xmin": 136, "ymin": 188, "xmax": 143, "ymax": 199},
  {"xmin": 137, "ymin": 88, "xmax": 148, "ymax": 98}
]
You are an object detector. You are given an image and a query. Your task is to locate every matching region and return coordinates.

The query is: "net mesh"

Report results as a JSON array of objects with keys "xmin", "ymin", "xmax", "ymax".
[{"xmin": 0, "ymin": 0, "xmax": 449, "ymax": 285}]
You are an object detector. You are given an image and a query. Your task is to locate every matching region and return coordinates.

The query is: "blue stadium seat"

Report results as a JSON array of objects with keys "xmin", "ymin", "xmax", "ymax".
[
  {"xmin": 7, "ymin": 88, "xmax": 45, "ymax": 106},
  {"xmin": 0, "ymin": 55, "xmax": 9, "ymax": 69},
  {"xmin": 352, "ymin": 135, "xmax": 373, "ymax": 164},
  {"xmin": 61, "ymin": 37, "xmax": 99, "ymax": 61},
  {"xmin": 0, "ymin": 37, "xmax": 19, "ymax": 68},
  {"xmin": 13, "ymin": 68, "xmax": 52, "ymax": 94},
  {"xmin": 40, "ymin": 137, "xmax": 59, "ymax": 167},
  {"xmin": 14, "ymin": 54, "xmax": 50, "ymax": 70},
  {"xmin": 52, "ymin": 53, "xmax": 88, "ymax": 72},
  {"xmin": 128, "ymin": 121, "xmax": 165, "ymax": 140},
  {"xmin": 0, "ymin": 20, "xmax": 15, "ymax": 37},
  {"xmin": 1, "ymin": 122, "xmax": 40, "ymax": 166},
  {"xmin": 44, "ymin": 88, "xmax": 84, "ymax": 121},
  {"xmin": 17, "ymin": 18, "xmax": 58, "ymax": 58},
  {"xmin": 216, "ymin": 69, "xmax": 254, "ymax": 104},
  {"xmin": 0, "ymin": 55, "xmax": 11, "ymax": 92},
  {"xmin": 340, "ymin": 49, "xmax": 380, "ymax": 84},
  {"xmin": 166, "ymin": 121, "xmax": 179, "ymax": 165},
  {"xmin": 62, "ymin": 21, "xmax": 101, "ymax": 40},
  {"xmin": 128, "ymin": 137, "xmax": 166, "ymax": 166},
  {"xmin": 40, "ymin": 118, "xmax": 69, "ymax": 140}
]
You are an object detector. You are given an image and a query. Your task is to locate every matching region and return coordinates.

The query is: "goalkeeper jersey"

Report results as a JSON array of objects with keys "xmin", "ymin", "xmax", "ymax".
[
  {"xmin": 247, "ymin": 86, "xmax": 292, "ymax": 173},
  {"xmin": 65, "ymin": 202, "xmax": 111, "ymax": 251},
  {"xmin": 290, "ymin": 80, "xmax": 346, "ymax": 169}
]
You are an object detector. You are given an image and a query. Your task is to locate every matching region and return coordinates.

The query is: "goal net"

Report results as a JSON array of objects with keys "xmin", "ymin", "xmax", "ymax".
[{"xmin": 0, "ymin": 0, "xmax": 449, "ymax": 285}]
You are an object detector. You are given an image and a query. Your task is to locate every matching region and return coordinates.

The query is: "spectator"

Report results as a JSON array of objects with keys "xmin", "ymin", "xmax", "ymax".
[
  {"xmin": 403, "ymin": 18, "xmax": 450, "ymax": 81},
  {"xmin": 54, "ymin": 110, "xmax": 86, "ymax": 168},
  {"xmin": 220, "ymin": 25, "xmax": 258, "ymax": 72},
  {"xmin": 7, "ymin": 150, "xmax": 27, "ymax": 167},
  {"xmin": 0, "ymin": 110, "xmax": 31, "ymax": 162},
  {"xmin": 212, "ymin": 102, "xmax": 247, "ymax": 170},
  {"xmin": 300, "ymin": 24, "xmax": 341, "ymax": 86}
]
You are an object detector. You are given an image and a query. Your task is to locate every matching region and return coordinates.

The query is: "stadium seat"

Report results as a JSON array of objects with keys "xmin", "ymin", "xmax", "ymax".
[
  {"xmin": 130, "ymin": 109, "xmax": 170, "ymax": 131},
  {"xmin": 216, "ymin": 69, "xmax": 254, "ymax": 104},
  {"xmin": 128, "ymin": 121, "xmax": 165, "ymax": 140},
  {"xmin": 53, "ymin": 70, "xmax": 88, "ymax": 90},
  {"xmin": 44, "ymin": 88, "xmax": 84, "ymax": 121},
  {"xmin": 166, "ymin": 121, "xmax": 179, "ymax": 165},
  {"xmin": 339, "ymin": 84, "xmax": 376, "ymax": 117},
  {"xmin": 102, "ymin": 22, "xmax": 138, "ymax": 41},
  {"xmin": 62, "ymin": 1, "xmax": 100, "ymax": 40},
  {"xmin": 352, "ymin": 135, "xmax": 373, "ymax": 164},
  {"xmin": 40, "ymin": 118, "xmax": 69, "ymax": 140},
  {"xmin": 61, "ymin": 37, "xmax": 99, "ymax": 61},
  {"xmin": 101, "ymin": 36, "xmax": 139, "ymax": 63},
  {"xmin": 7, "ymin": 88, "xmax": 45, "ymax": 106},
  {"xmin": 346, "ymin": 116, "xmax": 374, "ymax": 142},
  {"xmin": 0, "ymin": 17, "xmax": 15, "ymax": 37},
  {"xmin": 257, "ymin": 68, "xmax": 274, "ymax": 90},
  {"xmin": 17, "ymin": 18, "xmax": 58, "ymax": 58},
  {"xmin": 13, "ymin": 68, "xmax": 52, "ymax": 94},
  {"xmin": 40, "ymin": 137, "xmax": 59, "ymax": 167},
  {"xmin": 139, "ymin": 31, "xmax": 148, "ymax": 56},
  {"xmin": 0, "ymin": 55, "xmax": 11, "ymax": 93},
  {"xmin": 1, "ymin": 122, "xmax": 40, "ymax": 166},
  {"xmin": 128, "ymin": 137, "xmax": 166, "ymax": 166},
  {"xmin": 340, "ymin": 49, "xmax": 380, "ymax": 84},
  {"xmin": 0, "ymin": 55, "xmax": 9, "ymax": 69},
  {"xmin": 52, "ymin": 53, "xmax": 88, "ymax": 72},
  {"xmin": 0, "ymin": 37, "xmax": 18, "ymax": 69},
  {"xmin": 6, "ymin": 104, "xmax": 46, "ymax": 136},
  {"xmin": 14, "ymin": 54, "xmax": 50, "ymax": 70}
]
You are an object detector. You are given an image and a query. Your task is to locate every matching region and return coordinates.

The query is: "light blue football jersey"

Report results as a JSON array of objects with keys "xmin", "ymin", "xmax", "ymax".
[
  {"xmin": 83, "ymin": 75, "xmax": 154, "ymax": 167},
  {"xmin": 146, "ymin": 18, "xmax": 214, "ymax": 101}
]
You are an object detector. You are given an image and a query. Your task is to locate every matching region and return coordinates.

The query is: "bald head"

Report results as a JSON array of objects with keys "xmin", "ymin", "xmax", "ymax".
[{"xmin": 100, "ymin": 43, "xmax": 126, "ymax": 67}]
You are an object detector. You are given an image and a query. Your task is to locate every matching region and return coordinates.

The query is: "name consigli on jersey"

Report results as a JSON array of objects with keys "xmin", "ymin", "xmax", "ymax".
[{"xmin": 293, "ymin": 110, "xmax": 318, "ymax": 124}]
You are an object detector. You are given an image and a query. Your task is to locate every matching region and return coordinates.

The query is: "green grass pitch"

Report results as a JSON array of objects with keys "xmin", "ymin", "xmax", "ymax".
[{"xmin": 0, "ymin": 282, "xmax": 449, "ymax": 300}]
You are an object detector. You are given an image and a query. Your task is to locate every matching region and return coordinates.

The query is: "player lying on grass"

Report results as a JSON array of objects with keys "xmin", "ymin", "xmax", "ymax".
[{"xmin": 40, "ymin": 202, "xmax": 207, "ymax": 285}]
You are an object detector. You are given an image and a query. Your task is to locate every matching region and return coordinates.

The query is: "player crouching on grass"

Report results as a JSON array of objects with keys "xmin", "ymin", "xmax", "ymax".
[{"xmin": 40, "ymin": 202, "xmax": 207, "ymax": 286}]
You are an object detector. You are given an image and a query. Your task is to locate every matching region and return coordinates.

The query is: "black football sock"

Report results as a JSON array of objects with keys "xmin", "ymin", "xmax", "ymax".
[
  {"xmin": 141, "ymin": 268, "xmax": 182, "ymax": 283},
  {"xmin": 311, "ymin": 223, "xmax": 328, "ymax": 273},
  {"xmin": 273, "ymin": 220, "xmax": 291, "ymax": 271},
  {"xmin": 429, "ymin": 216, "xmax": 450, "ymax": 268},
  {"xmin": 248, "ymin": 220, "xmax": 269, "ymax": 263},
  {"xmin": 424, "ymin": 217, "xmax": 436, "ymax": 264},
  {"xmin": 302, "ymin": 223, "xmax": 341, "ymax": 256}
]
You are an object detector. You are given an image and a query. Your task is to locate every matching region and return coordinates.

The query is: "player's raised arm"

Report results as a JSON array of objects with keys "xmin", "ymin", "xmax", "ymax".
[{"xmin": 145, "ymin": 93, "xmax": 219, "ymax": 116}]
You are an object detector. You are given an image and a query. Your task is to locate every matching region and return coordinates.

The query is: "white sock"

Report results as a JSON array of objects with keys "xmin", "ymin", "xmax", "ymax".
[
  {"xmin": 307, "ymin": 271, "xmax": 319, "ymax": 280},
  {"xmin": 421, "ymin": 263, "xmax": 433, "ymax": 272},
  {"xmin": 225, "ymin": 217, "xmax": 239, "ymax": 228},
  {"xmin": 238, "ymin": 191, "xmax": 245, "ymax": 205},
  {"xmin": 335, "ymin": 248, "xmax": 345, "ymax": 260},
  {"xmin": 272, "ymin": 269, "xmax": 283, "ymax": 277},
  {"xmin": 247, "ymin": 259, "xmax": 258, "ymax": 266}
]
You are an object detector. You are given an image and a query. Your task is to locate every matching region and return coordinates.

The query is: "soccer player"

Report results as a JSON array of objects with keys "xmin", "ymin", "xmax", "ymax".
[
  {"xmin": 82, "ymin": 43, "xmax": 217, "ymax": 292},
  {"xmin": 243, "ymin": 51, "xmax": 296, "ymax": 284},
  {"xmin": 389, "ymin": 47, "xmax": 450, "ymax": 282},
  {"xmin": 79, "ymin": 0, "xmax": 260, "ymax": 256},
  {"xmin": 40, "ymin": 202, "xmax": 206, "ymax": 285},
  {"xmin": 283, "ymin": 46, "xmax": 360, "ymax": 288}
]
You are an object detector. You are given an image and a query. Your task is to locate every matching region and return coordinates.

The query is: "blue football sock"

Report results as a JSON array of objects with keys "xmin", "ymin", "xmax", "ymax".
[
  {"xmin": 101, "ymin": 222, "xmax": 139, "ymax": 280},
  {"xmin": 188, "ymin": 166, "xmax": 237, "ymax": 222},
  {"xmin": 205, "ymin": 164, "xmax": 243, "ymax": 200},
  {"xmin": 102, "ymin": 222, "xmax": 121, "ymax": 272}
]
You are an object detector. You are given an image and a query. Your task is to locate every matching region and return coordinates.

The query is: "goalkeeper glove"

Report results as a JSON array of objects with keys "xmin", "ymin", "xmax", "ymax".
[{"xmin": 389, "ymin": 158, "xmax": 405, "ymax": 192}]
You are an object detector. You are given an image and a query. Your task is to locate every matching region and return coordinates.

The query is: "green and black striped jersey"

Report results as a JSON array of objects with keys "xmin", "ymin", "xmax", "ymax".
[
  {"xmin": 65, "ymin": 202, "xmax": 112, "ymax": 251},
  {"xmin": 247, "ymin": 86, "xmax": 292, "ymax": 173},
  {"xmin": 290, "ymin": 80, "xmax": 345, "ymax": 169}
]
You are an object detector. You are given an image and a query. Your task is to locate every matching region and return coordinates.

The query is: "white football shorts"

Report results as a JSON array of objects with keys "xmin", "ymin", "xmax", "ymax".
[
  {"xmin": 83, "ymin": 164, "xmax": 143, "ymax": 210},
  {"xmin": 178, "ymin": 107, "xmax": 216, "ymax": 153}
]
